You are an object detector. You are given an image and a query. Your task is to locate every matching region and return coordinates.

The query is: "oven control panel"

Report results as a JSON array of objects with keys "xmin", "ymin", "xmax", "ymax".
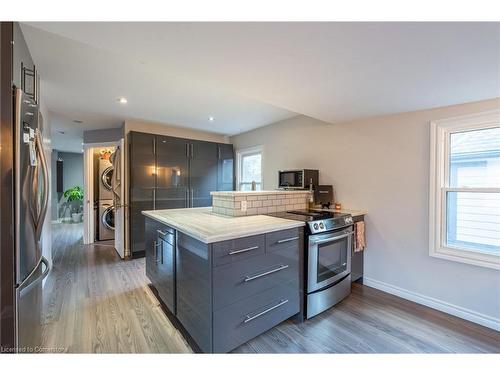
[{"xmin": 308, "ymin": 216, "xmax": 353, "ymax": 234}]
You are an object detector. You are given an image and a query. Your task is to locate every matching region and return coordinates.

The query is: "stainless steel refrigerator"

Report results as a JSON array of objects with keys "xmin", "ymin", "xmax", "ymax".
[{"xmin": 14, "ymin": 87, "xmax": 50, "ymax": 351}]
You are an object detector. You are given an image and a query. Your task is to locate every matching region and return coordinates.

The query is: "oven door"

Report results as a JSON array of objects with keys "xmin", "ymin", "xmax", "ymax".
[{"xmin": 307, "ymin": 227, "xmax": 353, "ymax": 293}]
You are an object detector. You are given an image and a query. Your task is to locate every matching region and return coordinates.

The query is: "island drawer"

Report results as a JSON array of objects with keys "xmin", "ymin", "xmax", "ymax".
[
  {"xmin": 156, "ymin": 226, "xmax": 175, "ymax": 246},
  {"xmin": 212, "ymin": 234, "xmax": 265, "ymax": 267},
  {"xmin": 213, "ymin": 245, "xmax": 299, "ymax": 310},
  {"xmin": 213, "ymin": 281, "xmax": 300, "ymax": 353},
  {"xmin": 266, "ymin": 227, "xmax": 302, "ymax": 254}
]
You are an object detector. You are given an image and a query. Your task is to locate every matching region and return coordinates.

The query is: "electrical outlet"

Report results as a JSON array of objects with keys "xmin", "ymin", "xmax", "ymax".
[{"xmin": 241, "ymin": 200, "xmax": 247, "ymax": 211}]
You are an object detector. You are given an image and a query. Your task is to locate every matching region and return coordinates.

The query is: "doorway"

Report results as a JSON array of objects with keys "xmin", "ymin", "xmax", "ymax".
[
  {"xmin": 51, "ymin": 150, "xmax": 85, "ymax": 233},
  {"xmin": 82, "ymin": 140, "xmax": 125, "ymax": 259}
]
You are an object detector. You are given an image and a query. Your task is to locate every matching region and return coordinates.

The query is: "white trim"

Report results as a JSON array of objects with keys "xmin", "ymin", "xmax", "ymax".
[
  {"xmin": 82, "ymin": 140, "xmax": 125, "ymax": 259},
  {"xmin": 429, "ymin": 110, "xmax": 500, "ymax": 270},
  {"xmin": 114, "ymin": 138, "xmax": 126, "ymax": 259},
  {"xmin": 235, "ymin": 145, "xmax": 264, "ymax": 191},
  {"xmin": 83, "ymin": 141, "xmax": 120, "ymax": 148},
  {"xmin": 82, "ymin": 147, "xmax": 94, "ymax": 245},
  {"xmin": 363, "ymin": 277, "xmax": 500, "ymax": 332}
]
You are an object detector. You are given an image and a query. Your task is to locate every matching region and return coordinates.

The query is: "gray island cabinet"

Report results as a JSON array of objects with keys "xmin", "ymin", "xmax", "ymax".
[{"xmin": 144, "ymin": 214, "xmax": 304, "ymax": 353}]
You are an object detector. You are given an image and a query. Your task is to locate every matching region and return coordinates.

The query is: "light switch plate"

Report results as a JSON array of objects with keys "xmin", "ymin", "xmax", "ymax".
[{"xmin": 241, "ymin": 200, "xmax": 247, "ymax": 211}]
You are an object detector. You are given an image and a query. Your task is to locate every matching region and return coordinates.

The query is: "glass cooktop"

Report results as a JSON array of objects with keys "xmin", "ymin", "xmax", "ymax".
[{"xmin": 267, "ymin": 209, "xmax": 349, "ymax": 222}]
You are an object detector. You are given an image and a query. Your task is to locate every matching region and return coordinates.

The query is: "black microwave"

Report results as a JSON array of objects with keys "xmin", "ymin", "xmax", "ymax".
[{"xmin": 278, "ymin": 169, "xmax": 319, "ymax": 189}]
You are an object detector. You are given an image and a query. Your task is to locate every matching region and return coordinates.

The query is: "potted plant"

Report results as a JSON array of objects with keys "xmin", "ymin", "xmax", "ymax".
[{"xmin": 63, "ymin": 186, "xmax": 84, "ymax": 223}]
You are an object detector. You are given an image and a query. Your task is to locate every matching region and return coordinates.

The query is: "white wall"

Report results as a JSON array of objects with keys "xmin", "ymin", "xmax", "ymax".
[{"xmin": 231, "ymin": 98, "xmax": 500, "ymax": 329}]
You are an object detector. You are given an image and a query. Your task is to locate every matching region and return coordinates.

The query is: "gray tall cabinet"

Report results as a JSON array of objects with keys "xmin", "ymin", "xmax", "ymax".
[{"xmin": 129, "ymin": 131, "xmax": 234, "ymax": 257}]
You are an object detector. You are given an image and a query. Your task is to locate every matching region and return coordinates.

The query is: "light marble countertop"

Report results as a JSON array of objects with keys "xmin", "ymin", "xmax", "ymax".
[
  {"xmin": 142, "ymin": 207, "xmax": 305, "ymax": 244},
  {"xmin": 210, "ymin": 190, "xmax": 311, "ymax": 196}
]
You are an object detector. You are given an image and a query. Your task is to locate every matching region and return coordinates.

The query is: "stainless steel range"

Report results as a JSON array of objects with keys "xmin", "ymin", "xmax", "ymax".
[{"xmin": 268, "ymin": 209, "xmax": 354, "ymax": 319}]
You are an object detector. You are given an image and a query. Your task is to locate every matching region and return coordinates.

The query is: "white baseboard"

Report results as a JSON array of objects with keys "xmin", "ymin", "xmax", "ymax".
[{"xmin": 363, "ymin": 277, "xmax": 500, "ymax": 332}]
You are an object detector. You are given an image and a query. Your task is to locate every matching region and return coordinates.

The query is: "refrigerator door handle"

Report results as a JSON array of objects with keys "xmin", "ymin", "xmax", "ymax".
[
  {"xmin": 28, "ymin": 165, "xmax": 38, "ymax": 226},
  {"xmin": 18, "ymin": 256, "xmax": 50, "ymax": 298},
  {"xmin": 34, "ymin": 130, "xmax": 49, "ymax": 243}
]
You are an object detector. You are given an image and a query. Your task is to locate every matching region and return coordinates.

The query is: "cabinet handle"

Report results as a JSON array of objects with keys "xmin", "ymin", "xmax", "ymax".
[
  {"xmin": 157, "ymin": 229, "xmax": 167, "ymax": 236},
  {"xmin": 276, "ymin": 236, "xmax": 299, "ymax": 244},
  {"xmin": 244, "ymin": 264, "xmax": 289, "ymax": 282},
  {"xmin": 154, "ymin": 241, "xmax": 161, "ymax": 264},
  {"xmin": 218, "ymin": 146, "xmax": 221, "ymax": 160},
  {"xmin": 243, "ymin": 299, "xmax": 289, "ymax": 324},
  {"xmin": 186, "ymin": 143, "xmax": 189, "ymax": 157},
  {"xmin": 191, "ymin": 188, "xmax": 194, "ymax": 207},
  {"xmin": 228, "ymin": 245, "xmax": 259, "ymax": 255},
  {"xmin": 190, "ymin": 143, "xmax": 193, "ymax": 158},
  {"xmin": 161, "ymin": 241, "xmax": 164, "ymax": 264}
]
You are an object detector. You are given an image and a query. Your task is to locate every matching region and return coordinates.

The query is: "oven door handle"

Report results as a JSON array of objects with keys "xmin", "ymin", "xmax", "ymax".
[{"xmin": 312, "ymin": 231, "xmax": 354, "ymax": 245}]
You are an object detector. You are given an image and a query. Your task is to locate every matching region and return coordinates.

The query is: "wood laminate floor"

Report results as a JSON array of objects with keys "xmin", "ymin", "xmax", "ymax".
[
  {"xmin": 42, "ymin": 223, "xmax": 500, "ymax": 353},
  {"xmin": 41, "ymin": 223, "xmax": 192, "ymax": 353}
]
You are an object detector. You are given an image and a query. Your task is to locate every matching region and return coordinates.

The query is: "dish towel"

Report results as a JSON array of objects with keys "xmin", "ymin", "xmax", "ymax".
[{"xmin": 354, "ymin": 221, "xmax": 366, "ymax": 252}]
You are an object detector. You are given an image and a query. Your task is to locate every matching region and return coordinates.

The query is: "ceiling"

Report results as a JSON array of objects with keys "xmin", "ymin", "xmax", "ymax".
[
  {"xmin": 22, "ymin": 22, "xmax": 500, "ymax": 152},
  {"xmin": 49, "ymin": 112, "xmax": 120, "ymax": 153}
]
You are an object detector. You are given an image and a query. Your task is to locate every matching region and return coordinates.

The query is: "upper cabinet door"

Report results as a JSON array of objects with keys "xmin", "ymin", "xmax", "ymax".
[
  {"xmin": 156, "ymin": 136, "xmax": 189, "ymax": 190},
  {"xmin": 189, "ymin": 141, "xmax": 218, "ymax": 207},
  {"xmin": 129, "ymin": 132, "xmax": 156, "ymax": 189},
  {"xmin": 155, "ymin": 136, "xmax": 190, "ymax": 209},
  {"xmin": 217, "ymin": 144, "xmax": 235, "ymax": 191}
]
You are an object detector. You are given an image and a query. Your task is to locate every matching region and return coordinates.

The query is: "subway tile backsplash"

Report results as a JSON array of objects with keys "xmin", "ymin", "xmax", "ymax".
[{"xmin": 211, "ymin": 191, "xmax": 311, "ymax": 216}]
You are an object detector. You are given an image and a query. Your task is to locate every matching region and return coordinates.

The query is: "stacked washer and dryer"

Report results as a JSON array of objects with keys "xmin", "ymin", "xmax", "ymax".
[{"xmin": 98, "ymin": 157, "xmax": 115, "ymax": 241}]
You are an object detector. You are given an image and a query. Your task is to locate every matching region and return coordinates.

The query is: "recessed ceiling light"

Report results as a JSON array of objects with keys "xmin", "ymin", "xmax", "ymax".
[
  {"xmin": 208, "ymin": 116, "xmax": 215, "ymax": 122},
  {"xmin": 118, "ymin": 97, "xmax": 128, "ymax": 104}
]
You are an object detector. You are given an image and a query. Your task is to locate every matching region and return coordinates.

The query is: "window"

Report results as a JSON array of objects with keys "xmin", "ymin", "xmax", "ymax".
[
  {"xmin": 236, "ymin": 146, "xmax": 263, "ymax": 191},
  {"xmin": 429, "ymin": 111, "xmax": 500, "ymax": 269}
]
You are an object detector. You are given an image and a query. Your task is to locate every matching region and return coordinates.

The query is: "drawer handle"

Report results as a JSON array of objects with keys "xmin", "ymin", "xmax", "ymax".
[
  {"xmin": 244, "ymin": 264, "xmax": 289, "ymax": 282},
  {"xmin": 228, "ymin": 245, "xmax": 259, "ymax": 255},
  {"xmin": 243, "ymin": 299, "xmax": 289, "ymax": 324},
  {"xmin": 157, "ymin": 229, "xmax": 167, "ymax": 236},
  {"xmin": 276, "ymin": 236, "xmax": 299, "ymax": 244}
]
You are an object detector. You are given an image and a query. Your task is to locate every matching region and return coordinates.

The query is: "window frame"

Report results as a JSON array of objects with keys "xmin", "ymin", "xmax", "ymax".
[
  {"xmin": 236, "ymin": 145, "xmax": 264, "ymax": 191},
  {"xmin": 429, "ymin": 110, "xmax": 500, "ymax": 270}
]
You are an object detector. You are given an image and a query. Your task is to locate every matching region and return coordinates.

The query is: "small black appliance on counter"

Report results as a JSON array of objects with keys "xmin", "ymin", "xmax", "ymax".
[{"xmin": 314, "ymin": 185, "xmax": 333, "ymax": 208}]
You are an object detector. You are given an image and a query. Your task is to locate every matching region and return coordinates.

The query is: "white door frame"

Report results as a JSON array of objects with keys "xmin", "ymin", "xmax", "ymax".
[{"xmin": 83, "ymin": 140, "xmax": 125, "ymax": 259}]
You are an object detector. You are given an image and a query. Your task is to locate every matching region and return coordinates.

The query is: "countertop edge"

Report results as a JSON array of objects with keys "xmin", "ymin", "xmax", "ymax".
[
  {"xmin": 210, "ymin": 190, "xmax": 311, "ymax": 196},
  {"xmin": 142, "ymin": 210, "xmax": 305, "ymax": 244}
]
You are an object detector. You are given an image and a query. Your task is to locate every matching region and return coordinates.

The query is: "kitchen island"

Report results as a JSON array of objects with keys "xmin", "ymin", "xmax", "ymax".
[{"xmin": 142, "ymin": 207, "xmax": 305, "ymax": 353}]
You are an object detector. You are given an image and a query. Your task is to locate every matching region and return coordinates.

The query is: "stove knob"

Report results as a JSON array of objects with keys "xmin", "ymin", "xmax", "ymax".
[
  {"xmin": 319, "ymin": 222, "xmax": 325, "ymax": 229},
  {"xmin": 313, "ymin": 223, "xmax": 319, "ymax": 230}
]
